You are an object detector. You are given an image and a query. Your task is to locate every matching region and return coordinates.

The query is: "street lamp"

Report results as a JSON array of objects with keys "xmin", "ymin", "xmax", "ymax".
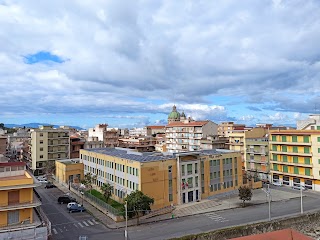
[
  {"xmin": 125, "ymin": 200, "xmax": 128, "ymax": 240},
  {"xmin": 300, "ymin": 184, "xmax": 303, "ymax": 214},
  {"xmin": 262, "ymin": 184, "xmax": 271, "ymax": 221}
]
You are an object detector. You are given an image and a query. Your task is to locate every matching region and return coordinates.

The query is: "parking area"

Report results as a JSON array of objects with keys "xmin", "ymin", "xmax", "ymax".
[{"xmin": 36, "ymin": 184, "xmax": 109, "ymax": 240}]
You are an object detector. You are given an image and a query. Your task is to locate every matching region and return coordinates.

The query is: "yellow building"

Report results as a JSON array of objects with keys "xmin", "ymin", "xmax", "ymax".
[
  {"xmin": 55, "ymin": 158, "xmax": 84, "ymax": 184},
  {"xmin": 29, "ymin": 125, "xmax": 70, "ymax": 176},
  {"xmin": 80, "ymin": 148, "xmax": 243, "ymax": 210},
  {"xmin": 269, "ymin": 130, "xmax": 320, "ymax": 190},
  {"xmin": 0, "ymin": 162, "xmax": 44, "ymax": 235}
]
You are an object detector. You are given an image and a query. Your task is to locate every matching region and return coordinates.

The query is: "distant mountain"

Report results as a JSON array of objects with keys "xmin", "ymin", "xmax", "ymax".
[{"xmin": 4, "ymin": 123, "xmax": 84, "ymax": 130}]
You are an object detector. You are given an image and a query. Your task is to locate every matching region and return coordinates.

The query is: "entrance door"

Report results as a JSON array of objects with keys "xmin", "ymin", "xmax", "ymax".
[
  {"xmin": 8, "ymin": 190, "xmax": 19, "ymax": 205},
  {"xmin": 196, "ymin": 190, "xmax": 199, "ymax": 201},
  {"xmin": 182, "ymin": 193, "xmax": 186, "ymax": 204},
  {"xmin": 188, "ymin": 191, "xmax": 193, "ymax": 203}
]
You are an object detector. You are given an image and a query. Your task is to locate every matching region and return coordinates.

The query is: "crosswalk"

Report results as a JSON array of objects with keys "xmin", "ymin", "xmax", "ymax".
[
  {"xmin": 52, "ymin": 219, "xmax": 100, "ymax": 235},
  {"xmin": 205, "ymin": 212, "xmax": 229, "ymax": 222}
]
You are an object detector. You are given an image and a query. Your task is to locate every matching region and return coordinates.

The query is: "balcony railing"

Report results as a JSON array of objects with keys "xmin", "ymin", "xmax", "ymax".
[
  {"xmin": 270, "ymin": 160, "xmax": 312, "ymax": 167},
  {"xmin": 0, "ymin": 194, "xmax": 41, "ymax": 211},
  {"xmin": 269, "ymin": 141, "xmax": 311, "ymax": 146},
  {"xmin": 271, "ymin": 170, "xmax": 313, "ymax": 179},
  {"xmin": 270, "ymin": 150, "xmax": 312, "ymax": 157}
]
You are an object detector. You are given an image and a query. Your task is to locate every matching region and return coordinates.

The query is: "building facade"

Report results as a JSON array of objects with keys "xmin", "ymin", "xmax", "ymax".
[
  {"xmin": 0, "ymin": 162, "xmax": 49, "ymax": 239},
  {"xmin": 55, "ymin": 159, "xmax": 84, "ymax": 185},
  {"xmin": 29, "ymin": 125, "xmax": 70, "ymax": 176},
  {"xmin": 118, "ymin": 136, "xmax": 156, "ymax": 152},
  {"xmin": 218, "ymin": 122, "xmax": 246, "ymax": 137},
  {"xmin": 80, "ymin": 148, "xmax": 242, "ymax": 210},
  {"xmin": 297, "ymin": 114, "xmax": 320, "ymax": 130},
  {"xmin": 269, "ymin": 130, "xmax": 320, "ymax": 191},
  {"xmin": 146, "ymin": 126, "xmax": 166, "ymax": 136},
  {"xmin": 70, "ymin": 136, "xmax": 85, "ymax": 159},
  {"xmin": 0, "ymin": 135, "xmax": 7, "ymax": 155}
]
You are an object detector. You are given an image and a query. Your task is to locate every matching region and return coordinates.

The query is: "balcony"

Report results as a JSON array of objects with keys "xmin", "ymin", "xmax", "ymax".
[
  {"xmin": 270, "ymin": 160, "xmax": 312, "ymax": 167},
  {"xmin": 269, "ymin": 141, "xmax": 311, "ymax": 146},
  {"xmin": 247, "ymin": 150, "xmax": 268, "ymax": 155},
  {"xmin": 271, "ymin": 170, "xmax": 313, "ymax": 179},
  {"xmin": 0, "ymin": 194, "xmax": 41, "ymax": 212},
  {"xmin": 270, "ymin": 150, "xmax": 312, "ymax": 157}
]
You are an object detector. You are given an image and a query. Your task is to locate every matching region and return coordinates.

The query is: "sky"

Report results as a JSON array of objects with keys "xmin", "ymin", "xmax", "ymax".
[{"xmin": 1, "ymin": 0, "xmax": 320, "ymax": 129}]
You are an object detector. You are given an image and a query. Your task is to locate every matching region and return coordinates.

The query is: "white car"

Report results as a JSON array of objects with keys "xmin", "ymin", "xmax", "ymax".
[
  {"xmin": 38, "ymin": 179, "xmax": 48, "ymax": 184},
  {"xmin": 67, "ymin": 202, "xmax": 82, "ymax": 209},
  {"xmin": 36, "ymin": 176, "xmax": 47, "ymax": 181},
  {"xmin": 292, "ymin": 185, "xmax": 306, "ymax": 191},
  {"xmin": 272, "ymin": 181, "xmax": 283, "ymax": 186}
]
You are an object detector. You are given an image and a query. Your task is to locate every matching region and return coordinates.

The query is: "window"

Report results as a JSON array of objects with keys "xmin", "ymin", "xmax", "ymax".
[
  {"xmin": 273, "ymin": 154, "xmax": 277, "ymax": 161},
  {"xmin": 210, "ymin": 173, "xmax": 213, "ymax": 180},
  {"xmin": 282, "ymin": 136, "xmax": 287, "ymax": 142},
  {"xmin": 317, "ymin": 126, "xmax": 320, "ymax": 130},
  {"xmin": 293, "ymin": 146, "xmax": 298, "ymax": 153},
  {"xmin": 169, "ymin": 194, "xmax": 173, "ymax": 202},
  {"xmin": 318, "ymin": 137, "xmax": 320, "ymax": 142},
  {"xmin": 305, "ymin": 168, "xmax": 311, "ymax": 176},
  {"xmin": 304, "ymin": 157, "xmax": 311, "ymax": 165},
  {"xmin": 181, "ymin": 165, "xmax": 185, "ymax": 176},
  {"xmin": 293, "ymin": 156, "xmax": 299, "ymax": 163},
  {"xmin": 272, "ymin": 135, "xmax": 276, "ymax": 141},
  {"xmin": 210, "ymin": 185, "xmax": 214, "ymax": 192},
  {"xmin": 282, "ymin": 146, "xmax": 287, "ymax": 152},
  {"xmin": 273, "ymin": 164, "xmax": 278, "ymax": 171},
  {"xmin": 292, "ymin": 136, "xmax": 297, "ymax": 142},
  {"xmin": 168, "ymin": 166, "xmax": 172, "ymax": 173},
  {"xmin": 40, "ymin": 147, "xmax": 43, "ymax": 151},
  {"xmin": 40, "ymin": 155, "xmax": 43, "ymax": 159},
  {"xmin": 195, "ymin": 163, "xmax": 198, "ymax": 174},
  {"xmin": 187, "ymin": 164, "xmax": 192, "ymax": 175},
  {"xmin": 318, "ymin": 159, "xmax": 320, "ymax": 164},
  {"xmin": 304, "ymin": 147, "xmax": 310, "ymax": 153},
  {"xmin": 272, "ymin": 145, "xmax": 277, "ymax": 151},
  {"xmin": 283, "ymin": 165, "xmax": 288, "ymax": 173},
  {"xmin": 40, "ymin": 133, "xmax": 43, "ymax": 137},
  {"xmin": 303, "ymin": 136, "xmax": 309, "ymax": 143},
  {"xmin": 294, "ymin": 167, "xmax": 299, "ymax": 174},
  {"xmin": 195, "ymin": 176, "xmax": 199, "ymax": 187},
  {"xmin": 283, "ymin": 155, "xmax": 288, "ymax": 162},
  {"xmin": 40, "ymin": 140, "xmax": 43, "ymax": 144}
]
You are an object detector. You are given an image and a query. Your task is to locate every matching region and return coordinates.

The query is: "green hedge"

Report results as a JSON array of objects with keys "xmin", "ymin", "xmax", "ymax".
[{"xmin": 88, "ymin": 189, "xmax": 123, "ymax": 211}]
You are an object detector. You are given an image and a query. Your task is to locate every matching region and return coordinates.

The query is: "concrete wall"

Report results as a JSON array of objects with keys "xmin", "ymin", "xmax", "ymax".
[{"xmin": 170, "ymin": 211, "xmax": 320, "ymax": 240}]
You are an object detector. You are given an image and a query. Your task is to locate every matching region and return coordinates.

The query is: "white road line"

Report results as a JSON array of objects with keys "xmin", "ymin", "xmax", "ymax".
[
  {"xmin": 78, "ymin": 222, "xmax": 84, "ymax": 228},
  {"xmin": 58, "ymin": 228, "xmax": 64, "ymax": 233},
  {"xmin": 74, "ymin": 223, "xmax": 79, "ymax": 228},
  {"xmin": 82, "ymin": 221, "xmax": 89, "ymax": 227},
  {"xmin": 87, "ymin": 220, "xmax": 94, "ymax": 225},
  {"xmin": 92, "ymin": 219, "xmax": 100, "ymax": 224},
  {"xmin": 52, "ymin": 228, "xmax": 58, "ymax": 235}
]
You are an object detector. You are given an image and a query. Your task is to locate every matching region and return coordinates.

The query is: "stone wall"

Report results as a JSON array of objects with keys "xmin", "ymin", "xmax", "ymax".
[{"xmin": 170, "ymin": 211, "xmax": 320, "ymax": 240}]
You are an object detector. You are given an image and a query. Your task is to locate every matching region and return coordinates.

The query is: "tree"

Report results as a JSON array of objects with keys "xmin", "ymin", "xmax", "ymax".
[
  {"xmin": 124, "ymin": 190, "xmax": 154, "ymax": 225},
  {"xmin": 238, "ymin": 185, "xmax": 253, "ymax": 207},
  {"xmin": 100, "ymin": 183, "xmax": 113, "ymax": 202},
  {"xmin": 43, "ymin": 161, "xmax": 55, "ymax": 181},
  {"xmin": 81, "ymin": 173, "xmax": 96, "ymax": 193}
]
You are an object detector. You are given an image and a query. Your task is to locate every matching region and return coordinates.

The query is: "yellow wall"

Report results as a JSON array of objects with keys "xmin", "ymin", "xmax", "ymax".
[
  {"xmin": 19, "ymin": 188, "xmax": 33, "ymax": 203},
  {"xmin": 19, "ymin": 208, "xmax": 32, "ymax": 223},
  {"xmin": 140, "ymin": 159, "xmax": 177, "ymax": 210},
  {"xmin": 0, "ymin": 212, "xmax": 7, "ymax": 227},
  {"xmin": 0, "ymin": 190, "xmax": 8, "ymax": 207},
  {"xmin": 56, "ymin": 161, "xmax": 84, "ymax": 184},
  {"xmin": 0, "ymin": 176, "xmax": 33, "ymax": 187}
]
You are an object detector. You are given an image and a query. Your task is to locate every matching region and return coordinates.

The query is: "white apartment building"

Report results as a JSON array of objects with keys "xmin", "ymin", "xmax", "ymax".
[
  {"xmin": 297, "ymin": 114, "xmax": 320, "ymax": 130},
  {"xmin": 29, "ymin": 125, "xmax": 70, "ymax": 175},
  {"xmin": 166, "ymin": 120, "xmax": 218, "ymax": 153}
]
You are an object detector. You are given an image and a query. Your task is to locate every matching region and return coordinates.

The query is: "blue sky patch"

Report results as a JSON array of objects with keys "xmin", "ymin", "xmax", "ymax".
[{"xmin": 24, "ymin": 51, "xmax": 64, "ymax": 64}]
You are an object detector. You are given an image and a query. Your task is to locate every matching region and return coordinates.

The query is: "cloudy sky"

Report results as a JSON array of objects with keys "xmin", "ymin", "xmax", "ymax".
[{"xmin": 1, "ymin": 0, "xmax": 320, "ymax": 129}]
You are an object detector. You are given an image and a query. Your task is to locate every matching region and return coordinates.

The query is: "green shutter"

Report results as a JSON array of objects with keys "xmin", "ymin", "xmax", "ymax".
[
  {"xmin": 272, "ymin": 145, "xmax": 277, "ymax": 151},
  {"xmin": 273, "ymin": 154, "xmax": 277, "ymax": 161},
  {"xmin": 318, "ymin": 137, "xmax": 320, "ymax": 142},
  {"xmin": 282, "ymin": 136, "xmax": 287, "ymax": 142},
  {"xmin": 283, "ymin": 155, "xmax": 288, "ymax": 162},
  {"xmin": 304, "ymin": 147, "xmax": 310, "ymax": 153},
  {"xmin": 273, "ymin": 164, "xmax": 278, "ymax": 171},
  {"xmin": 282, "ymin": 146, "xmax": 287, "ymax": 152},
  {"xmin": 317, "ymin": 126, "xmax": 320, "ymax": 130},
  {"xmin": 294, "ymin": 167, "xmax": 299, "ymax": 174},
  {"xmin": 293, "ymin": 156, "xmax": 299, "ymax": 163},
  {"xmin": 272, "ymin": 135, "xmax": 276, "ymax": 141},
  {"xmin": 292, "ymin": 136, "xmax": 297, "ymax": 142},
  {"xmin": 283, "ymin": 165, "xmax": 288, "ymax": 173},
  {"xmin": 303, "ymin": 136, "xmax": 309, "ymax": 143},
  {"xmin": 305, "ymin": 168, "xmax": 311, "ymax": 176},
  {"xmin": 293, "ymin": 146, "xmax": 298, "ymax": 153},
  {"xmin": 304, "ymin": 157, "xmax": 310, "ymax": 165}
]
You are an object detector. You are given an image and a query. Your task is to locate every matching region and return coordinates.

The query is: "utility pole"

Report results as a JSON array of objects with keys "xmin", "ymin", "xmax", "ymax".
[
  {"xmin": 262, "ymin": 184, "xmax": 271, "ymax": 221},
  {"xmin": 125, "ymin": 200, "xmax": 128, "ymax": 240}
]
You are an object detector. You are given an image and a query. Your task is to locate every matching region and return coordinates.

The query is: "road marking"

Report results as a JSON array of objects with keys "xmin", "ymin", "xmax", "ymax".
[
  {"xmin": 64, "ymin": 226, "xmax": 68, "ymax": 231},
  {"xmin": 52, "ymin": 228, "xmax": 58, "ymax": 235},
  {"xmin": 87, "ymin": 220, "xmax": 94, "ymax": 225},
  {"xmin": 82, "ymin": 221, "xmax": 89, "ymax": 227},
  {"xmin": 78, "ymin": 222, "xmax": 84, "ymax": 228},
  {"xmin": 74, "ymin": 223, "xmax": 79, "ymax": 228},
  {"xmin": 92, "ymin": 219, "xmax": 100, "ymax": 224},
  {"xmin": 205, "ymin": 213, "xmax": 228, "ymax": 222},
  {"xmin": 58, "ymin": 228, "xmax": 64, "ymax": 233}
]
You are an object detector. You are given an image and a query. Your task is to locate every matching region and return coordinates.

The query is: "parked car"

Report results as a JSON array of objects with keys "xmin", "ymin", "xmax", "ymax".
[
  {"xmin": 292, "ymin": 185, "xmax": 307, "ymax": 191},
  {"xmin": 67, "ymin": 202, "xmax": 82, "ymax": 209},
  {"xmin": 272, "ymin": 181, "xmax": 283, "ymax": 186},
  {"xmin": 36, "ymin": 176, "xmax": 47, "ymax": 181},
  {"xmin": 38, "ymin": 179, "xmax": 48, "ymax": 184},
  {"xmin": 69, "ymin": 204, "xmax": 86, "ymax": 213},
  {"xmin": 45, "ymin": 183, "xmax": 56, "ymax": 189},
  {"xmin": 58, "ymin": 196, "xmax": 77, "ymax": 204}
]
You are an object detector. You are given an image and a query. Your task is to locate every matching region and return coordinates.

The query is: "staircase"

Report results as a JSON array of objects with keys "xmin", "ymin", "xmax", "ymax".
[
  {"xmin": 173, "ymin": 200, "xmax": 221, "ymax": 217},
  {"xmin": 140, "ymin": 205, "xmax": 174, "ymax": 220}
]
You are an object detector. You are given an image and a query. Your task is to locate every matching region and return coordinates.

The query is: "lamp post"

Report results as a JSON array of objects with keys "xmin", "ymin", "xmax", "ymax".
[
  {"xmin": 262, "ymin": 184, "xmax": 271, "ymax": 221},
  {"xmin": 300, "ymin": 184, "xmax": 303, "ymax": 214},
  {"xmin": 125, "ymin": 200, "xmax": 128, "ymax": 240}
]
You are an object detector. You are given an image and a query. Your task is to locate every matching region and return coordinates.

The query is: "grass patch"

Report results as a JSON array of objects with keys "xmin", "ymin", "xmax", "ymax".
[{"xmin": 87, "ymin": 189, "xmax": 123, "ymax": 211}]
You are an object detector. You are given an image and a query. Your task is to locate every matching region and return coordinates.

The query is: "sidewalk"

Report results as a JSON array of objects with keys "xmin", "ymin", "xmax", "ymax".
[{"xmin": 53, "ymin": 181, "xmax": 303, "ymax": 229}]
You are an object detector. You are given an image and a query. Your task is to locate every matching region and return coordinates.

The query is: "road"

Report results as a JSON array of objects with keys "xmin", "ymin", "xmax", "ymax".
[
  {"xmin": 127, "ymin": 189, "xmax": 320, "ymax": 240},
  {"xmin": 36, "ymin": 184, "xmax": 124, "ymax": 240}
]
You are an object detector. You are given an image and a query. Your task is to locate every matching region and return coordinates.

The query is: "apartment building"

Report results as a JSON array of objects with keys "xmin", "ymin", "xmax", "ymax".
[
  {"xmin": 84, "ymin": 137, "xmax": 104, "ymax": 149},
  {"xmin": 0, "ymin": 135, "xmax": 7, "ymax": 155},
  {"xmin": 88, "ymin": 124, "xmax": 120, "ymax": 147},
  {"xmin": 118, "ymin": 136, "xmax": 156, "ymax": 152},
  {"xmin": 80, "ymin": 148, "xmax": 242, "ymax": 210},
  {"xmin": 166, "ymin": 120, "xmax": 218, "ymax": 153},
  {"xmin": 245, "ymin": 137, "xmax": 269, "ymax": 181},
  {"xmin": 29, "ymin": 125, "xmax": 70, "ymax": 176},
  {"xmin": 269, "ymin": 130, "xmax": 320, "ymax": 191},
  {"xmin": 227, "ymin": 128, "xmax": 267, "ymax": 170},
  {"xmin": 146, "ymin": 126, "xmax": 166, "ymax": 136},
  {"xmin": 218, "ymin": 122, "xmax": 246, "ymax": 137},
  {"xmin": 0, "ymin": 162, "xmax": 49, "ymax": 239},
  {"xmin": 200, "ymin": 135, "xmax": 228, "ymax": 150},
  {"xmin": 55, "ymin": 158, "xmax": 83, "ymax": 185},
  {"xmin": 297, "ymin": 114, "xmax": 320, "ymax": 130},
  {"xmin": 70, "ymin": 136, "xmax": 85, "ymax": 159},
  {"xmin": 155, "ymin": 135, "xmax": 167, "ymax": 152}
]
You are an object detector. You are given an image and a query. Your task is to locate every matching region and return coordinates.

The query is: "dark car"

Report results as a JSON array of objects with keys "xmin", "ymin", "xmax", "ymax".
[
  {"xmin": 45, "ymin": 183, "xmax": 56, "ymax": 189},
  {"xmin": 58, "ymin": 196, "xmax": 76, "ymax": 204},
  {"xmin": 69, "ymin": 204, "xmax": 86, "ymax": 213}
]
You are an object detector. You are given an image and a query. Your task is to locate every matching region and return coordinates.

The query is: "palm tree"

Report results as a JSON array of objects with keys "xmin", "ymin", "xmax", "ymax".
[{"xmin": 100, "ymin": 183, "xmax": 113, "ymax": 202}]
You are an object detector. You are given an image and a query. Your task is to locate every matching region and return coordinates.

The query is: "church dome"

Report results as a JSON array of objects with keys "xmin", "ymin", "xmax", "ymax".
[{"xmin": 168, "ymin": 105, "xmax": 180, "ymax": 120}]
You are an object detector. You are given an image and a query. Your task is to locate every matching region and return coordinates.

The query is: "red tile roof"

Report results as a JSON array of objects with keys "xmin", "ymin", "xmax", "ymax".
[
  {"xmin": 147, "ymin": 126, "xmax": 166, "ymax": 129},
  {"xmin": 0, "ymin": 162, "xmax": 26, "ymax": 167},
  {"xmin": 166, "ymin": 121, "xmax": 209, "ymax": 127},
  {"xmin": 231, "ymin": 229, "xmax": 312, "ymax": 240}
]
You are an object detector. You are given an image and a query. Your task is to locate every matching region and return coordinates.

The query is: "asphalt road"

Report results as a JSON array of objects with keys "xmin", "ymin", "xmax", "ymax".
[
  {"xmin": 36, "ymin": 184, "xmax": 124, "ymax": 240},
  {"xmin": 127, "ymin": 189, "xmax": 320, "ymax": 240}
]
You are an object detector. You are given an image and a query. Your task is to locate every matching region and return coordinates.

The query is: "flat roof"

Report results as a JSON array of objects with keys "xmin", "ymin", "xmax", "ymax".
[
  {"xmin": 57, "ymin": 158, "xmax": 81, "ymax": 165},
  {"xmin": 82, "ymin": 148, "xmax": 239, "ymax": 162},
  {"xmin": 0, "ymin": 162, "xmax": 26, "ymax": 167}
]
